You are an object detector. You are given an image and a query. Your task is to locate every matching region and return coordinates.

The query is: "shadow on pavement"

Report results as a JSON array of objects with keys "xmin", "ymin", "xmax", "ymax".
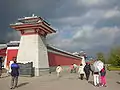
[
  {"xmin": 0, "ymin": 75, "xmax": 9, "ymax": 78},
  {"xmin": 17, "ymin": 82, "xmax": 29, "ymax": 88},
  {"xmin": 88, "ymin": 81, "xmax": 94, "ymax": 86},
  {"xmin": 116, "ymin": 81, "xmax": 120, "ymax": 84}
]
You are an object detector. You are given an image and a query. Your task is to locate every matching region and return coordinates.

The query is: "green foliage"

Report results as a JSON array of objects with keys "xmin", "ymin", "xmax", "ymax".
[
  {"xmin": 96, "ymin": 52, "xmax": 105, "ymax": 63},
  {"xmin": 108, "ymin": 47, "xmax": 120, "ymax": 66},
  {"xmin": 107, "ymin": 65, "xmax": 120, "ymax": 71}
]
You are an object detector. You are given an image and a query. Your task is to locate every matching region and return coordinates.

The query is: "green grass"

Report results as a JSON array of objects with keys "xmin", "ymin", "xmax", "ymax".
[{"xmin": 107, "ymin": 65, "xmax": 120, "ymax": 71}]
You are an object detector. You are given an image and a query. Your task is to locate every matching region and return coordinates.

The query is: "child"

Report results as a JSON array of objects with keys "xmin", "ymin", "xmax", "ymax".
[
  {"xmin": 73, "ymin": 63, "xmax": 77, "ymax": 73},
  {"xmin": 56, "ymin": 65, "xmax": 62, "ymax": 77},
  {"xmin": 100, "ymin": 67, "xmax": 107, "ymax": 87}
]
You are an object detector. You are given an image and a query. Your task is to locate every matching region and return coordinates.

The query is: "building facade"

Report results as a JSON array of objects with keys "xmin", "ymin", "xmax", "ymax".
[{"xmin": 2, "ymin": 15, "xmax": 85, "ymax": 76}]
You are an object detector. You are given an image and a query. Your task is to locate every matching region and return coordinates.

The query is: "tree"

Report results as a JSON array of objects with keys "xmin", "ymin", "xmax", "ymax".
[
  {"xmin": 108, "ymin": 47, "xmax": 120, "ymax": 66},
  {"xmin": 96, "ymin": 52, "xmax": 105, "ymax": 63}
]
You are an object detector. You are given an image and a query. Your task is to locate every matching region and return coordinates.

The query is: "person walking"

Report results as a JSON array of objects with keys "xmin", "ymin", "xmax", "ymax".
[
  {"xmin": 93, "ymin": 71, "xmax": 100, "ymax": 87},
  {"xmin": 10, "ymin": 57, "xmax": 19, "ymax": 89},
  {"xmin": 100, "ymin": 66, "xmax": 107, "ymax": 87},
  {"xmin": 56, "ymin": 65, "xmax": 62, "ymax": 77},
  {"xmin": 69, "ymin": 64, "xmax": 74, "ymax": 73},
  {"xmin": 84, "ymin": 63, "xmax": 92, "ymax": 81},
  {"xmin": 78, "ymin": 64, "xmax": 85, "ymax": 80}
]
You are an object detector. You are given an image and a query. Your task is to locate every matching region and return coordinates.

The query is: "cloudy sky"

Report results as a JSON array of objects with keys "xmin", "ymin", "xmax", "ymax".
[{"xmin": 0, "ymin": 0, "xmax": 120, "ymax": 57}]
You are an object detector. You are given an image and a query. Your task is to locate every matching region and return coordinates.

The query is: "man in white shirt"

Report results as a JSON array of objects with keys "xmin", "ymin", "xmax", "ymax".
[{"xmin": 78, "ymin": 64, "xmax": 85, "ymax": 80}]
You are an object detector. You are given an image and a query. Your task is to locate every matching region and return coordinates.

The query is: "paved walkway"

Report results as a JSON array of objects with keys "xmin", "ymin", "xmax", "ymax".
[{"xmin": 0, "ymin": 71, "xmax": 120, "ymax": 90}]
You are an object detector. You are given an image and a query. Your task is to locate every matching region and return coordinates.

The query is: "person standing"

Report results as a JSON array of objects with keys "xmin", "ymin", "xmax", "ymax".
[
  {"xmin": 56, "ymin": 65, "xmax": 62, "ymax": 77},
  {"xmin": 100, "ymin": 67, "xmax": 107, "ymax": 87},
  {"xmin": 73, "ymin": 63, "xmax": 77, "ymax": 73},
  {"xmin": 8, "ymin": 60, "xmax": 14, "ymax": 74},
  {"xmin": 10, "ymin": 57, "xmax": 19, "ymax": 89},
  {"xmin": 0, "ymin": 57, "xmax": 3, "ymax": 78},
  {"xmin": 84, "ymin": 63, "xmax": 92, "ymax": 81},
  {"xmin": 78, "ymin": 64, "xmax": 85, "ymax": 80}
]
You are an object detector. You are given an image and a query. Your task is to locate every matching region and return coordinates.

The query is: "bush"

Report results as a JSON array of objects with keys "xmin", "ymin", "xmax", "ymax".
[
  {"xmin": 108, "ymin": 47, "xmax": 120, "ymax": 66},
  {"xmin": 107, "ymin": 65, "xmax": 120, "ymax": 71}
]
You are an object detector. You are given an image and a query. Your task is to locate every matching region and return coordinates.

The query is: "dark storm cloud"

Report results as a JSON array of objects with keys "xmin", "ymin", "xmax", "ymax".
[
  {"xmin": 0, "ymin": 0, "xmax": 87, "ymax": 42},
  {"xmin": 95, "ymin": 16, "xmax": 120, "ymax": 28},
  {"xmin": 1, "ymin": 0, "xmax": 120, "ymax": 57},
  {"xmin": 0, "ymin": 0, "xmax": 63, "ymax": 42}
]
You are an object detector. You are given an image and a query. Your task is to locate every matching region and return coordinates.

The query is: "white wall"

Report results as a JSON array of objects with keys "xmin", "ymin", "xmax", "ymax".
[
  {"xmin": 38, "ymin": 36, "xmax": 49, "ymax": 69},
  {"xmin": 17, "ymin": 34, "xmax": 38, "ymax": 65},
  {"xmin": 17, "ymin": 34, "xmax": 49, "ymax": 76}
]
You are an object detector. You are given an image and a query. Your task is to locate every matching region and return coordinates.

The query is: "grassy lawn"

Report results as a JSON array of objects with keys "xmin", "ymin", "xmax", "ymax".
[{"xmin": 107, "ymin": 65, "xmax": 120, "ymax": 71}]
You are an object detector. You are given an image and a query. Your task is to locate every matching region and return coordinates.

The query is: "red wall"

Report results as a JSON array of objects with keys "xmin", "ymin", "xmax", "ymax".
[
  {"xmin": 0, "ymin": 48, "xmax": 6, "ymax": 56},
  {"xmin": 48, "ymin": 52, "xmax": 81, "ymax": 66},
  {"xmin": 6, "ymin": 49, "xmax": 18, "ymax": 66},
  {"xmin": 5, "ymin": 49, "xmax": 81, "ymax": 67}
]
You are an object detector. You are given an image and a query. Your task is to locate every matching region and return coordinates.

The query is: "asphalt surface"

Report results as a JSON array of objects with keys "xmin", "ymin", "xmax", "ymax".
[{"xmin": 0, "ymin": 71, "xmax": 120, "ymax": 90}]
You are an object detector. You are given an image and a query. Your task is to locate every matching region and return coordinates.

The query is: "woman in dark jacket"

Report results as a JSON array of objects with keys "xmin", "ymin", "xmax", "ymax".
[{"xmin": 84, "ymin": 63, "xmax": 92, "ymax": 81}]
